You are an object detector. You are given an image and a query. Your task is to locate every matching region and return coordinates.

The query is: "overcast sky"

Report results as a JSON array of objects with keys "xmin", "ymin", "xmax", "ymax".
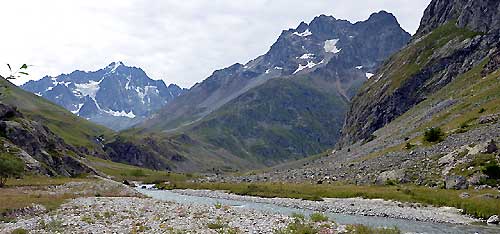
[{"xmin": 0, "ymin": 0, "xmax": 431, "ymax": 88}]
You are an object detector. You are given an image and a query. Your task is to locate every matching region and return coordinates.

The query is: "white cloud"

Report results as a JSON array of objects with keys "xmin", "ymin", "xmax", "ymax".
[{"xmin": 0, "ymin": 0, "xmax": 431, "ymax": 88}]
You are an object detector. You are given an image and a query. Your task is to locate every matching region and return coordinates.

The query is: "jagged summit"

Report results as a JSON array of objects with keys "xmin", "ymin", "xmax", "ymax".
[{"xmin": 21, "ymin": 62, "xmax": 186, "ymax": 130}]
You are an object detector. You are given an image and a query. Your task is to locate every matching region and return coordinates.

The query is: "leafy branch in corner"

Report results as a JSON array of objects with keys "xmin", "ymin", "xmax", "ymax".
[{"xmin": 5, "ymin": 63, "xmax": 30, "ymax": 79}]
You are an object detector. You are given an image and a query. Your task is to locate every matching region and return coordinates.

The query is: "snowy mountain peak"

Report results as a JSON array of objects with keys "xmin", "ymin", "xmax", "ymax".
[
  {"xmin": 106, "ymin": 61, "xmax": 125, "ymax": 73},
  {"xmin": 21, "ymin": 62, "xmax": 186, "ymax": 130}
]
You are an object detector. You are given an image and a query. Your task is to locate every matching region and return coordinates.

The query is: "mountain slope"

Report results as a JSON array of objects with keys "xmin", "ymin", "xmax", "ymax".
[
  {"xmin": 22, "ymin": 62, "xmax": 186, "ymax": 130},
  {"xmin": 230, "ymin": 0, "xmax": 500, "ymax": 187},
  {"xmin": 137, "ymin": 11, "xmax": 410, "ymax": 133},
  {"xmin": 0, "ymin": 76, "xmax": 117, "ymax": 176},
  {"xmin": 114, "ymin": 11, "xmax": 410, "ymax": 172},
  {"xmin": 0, "ymin": 76, "xmax": 112, "ymax": 151},
  {"xmin": 340, "ymin": 0, "xmax": 500, "ymax": 145},
  {"xmin": 187, "ymin": 76, "xmax": 348, "ymax": 166}
]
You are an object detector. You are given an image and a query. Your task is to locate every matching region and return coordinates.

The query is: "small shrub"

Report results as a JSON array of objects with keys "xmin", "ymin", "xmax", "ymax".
[
  {"xmin": 207, "ymin": 222, "xmax": 224, "ymax": 230},
  {"xmin": 103, "ymin": 211, "xmax": 114, "ymax": 218},
  {"xmin": 483, "ymin": 163, "xmax": 500, "ymax": 179},
  {"xmin": 274, "ymin": 218, "xmax": 318, "ymax": 234},
  {"xmin": 478, "ymin": 108, "xmax": 486, "ymax": 113},
  {"xmin": 40, "ymin": 219, "xmax": 64, "ymax": 232},
  {"xmin": 347, "ymin": 224, "xmax": 401, "ymax": 234},
  {"xmin": 214, "ymin": 202, "xmax": 222, "ymax": 209},
  {"xmin": 0, "ymin": 153, "xmax": 25, "ymax": 187},
  {"xmin": 404, "ymin": 142, "xmax": 414, "ymax": 150},
  {"xmin": 309, "ymin": 213, "xmax": 328, "ymax": 222},
  {"xmin": 291, "ymin": 213, "xmax": 305, "ymax": 220},
  {"xmin": 81, "ymin": 215, "xmax": 94, "ymax": 224},
  {"xmin": 423, "ymin": 127, "xmax": 445, "ymax": 143},
  {"xmin": 10, "ymin": 228, "xmax": 28, "ymax": 234},
  {"xmin": 385, "ymin": 180, "xmax": 398, "ymax": 186}
]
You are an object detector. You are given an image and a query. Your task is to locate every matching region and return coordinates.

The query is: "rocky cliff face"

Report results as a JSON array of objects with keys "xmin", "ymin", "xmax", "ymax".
[
  {"xmin": 22, "ymin": 62, "xmax": 186, "ymax": 130},
  {"xmin": 0, "ymin": 103, "xmax": 97, "ymax": 176},
  {"xmin": 416, "ymin": 0, "xmax": 500, "ymax": 37},
  {"xmin": 340, "ymin": 0, "xmax": 500, "ymax": 145}
]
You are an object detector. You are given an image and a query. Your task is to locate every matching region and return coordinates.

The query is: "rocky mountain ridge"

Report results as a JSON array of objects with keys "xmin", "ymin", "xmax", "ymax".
[
  {"xmin": 222, "ymin": 0, "xmax": 500, "ymax": 188},
  {"xmin": 340, "ymin": 0, "xmax": 500, "ymax": 145},
  {"xmin": 137, "ymin": 11, "xmax": 410, "ymax": 133},
  {"xmin": 115, "ymin": 11, "xmax": 411, "ymax": 171},
  {"xmin": 0, "ymin": 101, "xmax": 97, "ymax": 176},
  {"xmin": 22, "ymin": 62, "xmax": 186, "ymax": 130}
]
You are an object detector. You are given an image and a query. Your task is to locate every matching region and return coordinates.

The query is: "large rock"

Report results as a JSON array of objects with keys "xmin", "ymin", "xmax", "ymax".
[
  {"xmin": 0, "ymin": 103, "xmax": 22, "ymax": 120},
  {"xmin": 487, "ymin": 215, "xmax": 499, "ymax": 224},
  {"xmin": 485, "ymin": 140, "xmax": 498, "ymax": 154},
  {"xmin": 0, "ymin": 103, "xmax": 97, "ymax": 176},
  {"xmin": 416, "ymin": 0, "xmax": 500, "ymax": 37},
  {"xmin": 445, "ymin": 175, "xmax": 469, "ymax": 189},
  {"xmin": 468, "ymin": 172, "xmax": 488, "ymax": 185},
  {"xmin": 375, "ymin": 169, "xmax": 407, "ymax": 185}
]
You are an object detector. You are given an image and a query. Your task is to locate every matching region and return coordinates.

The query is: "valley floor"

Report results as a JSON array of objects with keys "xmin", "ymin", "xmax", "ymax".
[{"xmin": 1, "ymin": 176, "xmax": 499, "ymax": 233}]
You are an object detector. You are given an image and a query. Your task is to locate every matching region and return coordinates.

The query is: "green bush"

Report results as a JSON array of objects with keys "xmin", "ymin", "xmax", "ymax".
[
  {"xmin": 309, "ymin": 213, "xmax": 328, "ymax": 222},
  {"xmin": 423, "ymin": 127, "xmax": 445, "ymax": 143},
  {"xmin": 483, "ymin": 163, "xmax": 500, "ymax": 179},
  {"xmin": 404, "ymin": 142, "xmax": 414, "ymax": 150},
  {"xmin": 10, "ymin": 228, "xmax": 28, "ymax": 234},
  {"xmin": 274, "ymin": 218, "xmax": 318, "ymax": 234},
  {"xmin": 0, "ymin": 153, "xmax": 25, "ymax": 187}
]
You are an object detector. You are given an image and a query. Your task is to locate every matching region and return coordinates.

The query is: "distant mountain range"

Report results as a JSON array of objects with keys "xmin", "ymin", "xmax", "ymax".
[{"xmin": 21, "ymin": 62, "xmax": 186, "ymax": 130}]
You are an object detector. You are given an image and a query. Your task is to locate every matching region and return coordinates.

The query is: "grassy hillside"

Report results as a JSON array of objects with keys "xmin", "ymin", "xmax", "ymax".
[
  {"xmin": 0, "ymin": 77, "xmax": 113, "ymax": 149},
  {"xmin": 341, "ymin": 22, "xmax": 485, "ymax": 144},
  {"xmin": 187, "ymin": 77, "xmax": 348, "ymax": 166}
]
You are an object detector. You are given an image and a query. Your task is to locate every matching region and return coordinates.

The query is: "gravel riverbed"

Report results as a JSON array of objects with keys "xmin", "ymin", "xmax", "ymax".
[
  {"xmin": 1, "ymin": 197, "xmax": 298, "ymax": 233},
  {"xmin": 172, "ymin": 189, "xmax": 480, "ymax": 225}
]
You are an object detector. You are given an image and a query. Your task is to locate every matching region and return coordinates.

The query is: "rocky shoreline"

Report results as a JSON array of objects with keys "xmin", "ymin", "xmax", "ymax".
[
  {"xmin": 1, "ymin": 197, "xmax": 296, "ymax": 233},
  {"xmin": 171, "ymin": 189, "xmax": 480, "ymax": 225}
]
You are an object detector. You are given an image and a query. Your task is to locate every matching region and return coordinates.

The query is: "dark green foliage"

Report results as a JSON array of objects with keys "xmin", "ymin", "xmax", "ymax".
[
  {"xmin": 404, "ymin": 142, "xmax": 415, "ymax": 150},
  {"xmin": 483, "ymin": 163, "xmax": 500, "ymax": 179},
  {"xmin": 0, "ymin": 153, "xmax": 24, "ymax": 187},
  {"xmin": 10, "ymin": 228, "xmax": 28, "ymax": 234},
  {"xmin": 309, "ymin": 213, "xmax": 328, "ymax": 222},
  {"xmin": 191, "ymin": 77, "xmax": 348, "ymax": 165},
  {"xmin": 5, "ymin": 63, "xmax": 29, "ymax": 80},
  {"xmin": 478, "ymin": 108, "xmax": 486, "ymax": 113},
  {"xmin": 423, "ymin": 127, "xmax": 445, "ymax": 143}
]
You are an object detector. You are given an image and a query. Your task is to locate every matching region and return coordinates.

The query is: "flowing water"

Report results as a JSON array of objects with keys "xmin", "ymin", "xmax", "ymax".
[{"xmin": 137, "ymin": 187, "xmax": 500, "ymax": 234}]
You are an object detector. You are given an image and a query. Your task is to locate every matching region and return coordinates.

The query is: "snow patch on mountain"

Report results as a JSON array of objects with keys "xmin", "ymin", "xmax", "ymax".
[
  {"xmin": 293, "ymin": 29, "xmax": 312, "ymax": 37},
  {"xmin": 71, "ymin": 103, "xmax": 84, "ymax": 114},
  {"xmin": 75, "ymin": 80, "xmax": 101, "ymax": 99},
  {"xmin": 324, "ymin": 39, "xmax": 341, "ymax": 53},
  {"xmin": 298, "ymin": 53, "xmax": 315, "ymax": 59},
  {"xmin": 356, "ymin": 66, "xmax": 363, "ymax": 69},
  {"xmin": 366, "ymin": 73, "xmax": 374, "ymax": 79},
  {"xmin": 293, "ymin": 60, "xmax": 321, "ymax": 74},
  {"xmin": 104, "ymin": 109, "xmax": 136, "ymax": 118}
]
